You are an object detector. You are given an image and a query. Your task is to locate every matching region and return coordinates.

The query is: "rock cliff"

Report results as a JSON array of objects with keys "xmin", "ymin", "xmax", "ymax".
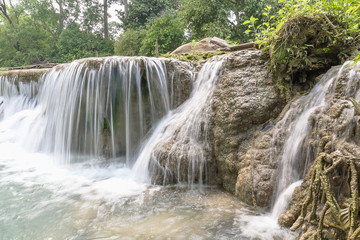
[
  {"xmin": 149, "ymin": 50, "xmax": 288, "ymax": 207},
  {"xmin": 212, "ymin": 50, "xmax": 285, "ymax": 206}
]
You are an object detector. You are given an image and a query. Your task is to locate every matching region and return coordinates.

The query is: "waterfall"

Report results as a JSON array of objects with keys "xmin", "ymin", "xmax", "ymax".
[
  {"xmin": 0, "ymin": 57, "xmax": 171, "ymax": 166},
  {"xmin": 132, "ymin": 60, "xmax": 224, "ymax": 185},
  {"xmin": 271, "ymin": 62, "xmax": 354, "ymax": 217},
  {"xmin": 0, "ymin": 76, "xmax": 39, "ymax": 121},
  {"xmin": 238, "ymin": 61, "xmax": 359, "ymax": 240},
  {"xmin": 3, "ymin": 53, "xmax": 358, "ymax": 239}
]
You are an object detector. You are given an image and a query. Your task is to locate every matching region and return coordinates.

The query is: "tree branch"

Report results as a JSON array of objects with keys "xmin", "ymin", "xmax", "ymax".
[{"xmin": 0, "ymin": 0, "xmax": 13, "ymax": 25}]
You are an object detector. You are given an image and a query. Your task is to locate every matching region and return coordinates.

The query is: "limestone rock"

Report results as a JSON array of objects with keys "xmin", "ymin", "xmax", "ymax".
[
  {"xmin": 0, "ymin": 68, "xmax": 51, "ymax": 82},
  {"xmin": 164, "ymin": 59, "xmax": 194, "ymax": 109},
  {"xmin": 171, "ymin": 37, "xmax": 231, "ymax": 55},
  {"xmin": 212, "ymin": 50, "xmax": 285, "ymax": 206},
  {"xmin": 149, "ymin": 49, "xmax": 285, "ymax": 206}
]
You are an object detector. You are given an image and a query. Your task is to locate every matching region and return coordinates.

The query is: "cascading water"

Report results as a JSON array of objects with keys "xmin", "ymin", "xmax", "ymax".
[
  {"xmin": 0, "ymin": 56, "xmax": 248, "ymax": 239},
  {"xmin": 2, "ymin": 52, "xmax": 358, "ymax": 239},
  {"xmin": 238, "ymin": 62, "xmax": 357, "ymax": 239},
  {"xmin": 14, "ymin": 57, "xmax": 171, "ymax": 165},
  {"xmin": 270, "ymin": 64, "xmax": 345, "ymax": 216},
  {"xmin": 0, "ymin": 76, "xmax": 38, "ymax": 121},
  {"xmin": 132, "ymin": 59, "xmax": 224, "ymax": 185}
]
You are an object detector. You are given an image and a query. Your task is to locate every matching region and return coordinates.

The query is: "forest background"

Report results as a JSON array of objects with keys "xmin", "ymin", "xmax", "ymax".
[{"xmin": 0, "ymin": 0, "xmax": 358, "ymax": 67}]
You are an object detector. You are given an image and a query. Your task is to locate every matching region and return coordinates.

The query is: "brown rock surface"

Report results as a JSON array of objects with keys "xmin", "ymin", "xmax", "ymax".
[
  {"xmin": 0, "ymin": 69, "xmax": 51, "ymax": 82},
  {"xmin": 212, "ymin": 50, "xmax": 285, "ymax": 206},
  {"xmin": 171, "ymin": 37, "xmax": 231, "ymax": 55}
]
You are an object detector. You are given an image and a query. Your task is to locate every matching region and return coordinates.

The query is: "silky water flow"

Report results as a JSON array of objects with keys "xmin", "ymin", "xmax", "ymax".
[
  {"xmin": 237, "ymin": 62, "xmax": 360, "ymax": 239},
  {"xmin": 1, "ymin": 56, "xmax": 358, "ymax": 239},
  {"xmin": 0, "ymin": 57, "xmax": 247, "ymax": 239}
]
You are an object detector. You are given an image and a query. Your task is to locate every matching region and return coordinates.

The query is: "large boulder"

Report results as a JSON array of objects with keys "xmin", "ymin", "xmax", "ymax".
[
  {"xmin": 212, "ymin": 50, "xmax": 285, "ymax": 207},
  {"xmin": 171, "ymin": 37, "xmax": 231, "ymax": 55},
  {"xmin": 149, "ymin": 50, "xmax": 286, "ymax": 207}
]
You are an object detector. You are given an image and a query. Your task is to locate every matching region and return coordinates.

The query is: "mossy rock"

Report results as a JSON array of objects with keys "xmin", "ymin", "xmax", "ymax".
[
  {"xmin": 162, "ymin": 50, "xmax": 229, "ymax": 62},
  {"xmin": 0, "ymin": 68, "xmax": 51, "ymax": 82},
  {"xmin": 268, "ymin": 14, "xmax": 358, "ymax": 98}
]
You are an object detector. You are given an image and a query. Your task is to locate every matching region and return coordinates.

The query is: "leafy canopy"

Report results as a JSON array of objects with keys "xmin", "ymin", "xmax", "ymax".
[{"xmin": 139, "ymin": 13, "xmax": 184, "ymax": 56}]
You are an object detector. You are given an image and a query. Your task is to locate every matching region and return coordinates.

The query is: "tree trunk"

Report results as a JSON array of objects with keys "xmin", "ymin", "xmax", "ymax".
[
  {"xmin": 54, "ymin": 0, "xmax": 64, "ymax": 32},
  {"xmin": 104, "ymin": 0, "xmax": 109, "ymax": 39},
  {"xmin": 0, "ymin": 0, "xmax": 13, "ymax": 26},
  {"xmin": 120, "ymin": 0, "xmax": 128, "ymax": 18},
  {"xmin": 155, "ymin": 40, "xmax": 159, "ymax": 57}
]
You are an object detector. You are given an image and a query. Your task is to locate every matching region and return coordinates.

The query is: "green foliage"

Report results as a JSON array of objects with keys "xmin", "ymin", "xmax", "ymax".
[
  {"xmin": 81, "ymin": 0, "xmax": 103, "ymax": 34},
  {"xmin": 246, "ymin": 0, "xmax": 360, "ymax": 52},
  {"xmin": 179, "ymin": 0, "xmax": 231, "ymax": 40},
  {"xmin": 0, "ymin": 0, "xmax": 56, "ymax": 66},
  {"xmin": 243, "ymin": 5, "xmax": 276, "ymax": 43},
  {"xmin": 0, "ymin": 0, "xmax": 286, "ymax": 66},
  {"xmin": 139, "ymin": 13, "xmax": 184, "ymax": 56},
  {"xmin": 179, "ymin": 0, "xmax": 280, "ymax": 41},
  {"xmin": 242, "ymin": 0, "xmax": 360, "ymax": 88},
  {"xmin": 114, "ymin": 12, "xmax": 184, "ymax": 57},
  {"xmin": 114, "ymin": 28, "xmax": 146, "ymax": 56},
  {"xmin": 0, "ymin": 0, "xmax": 115, "ymax": 67},
  {"xmin": 120, "ymin": 0, "xmax": 179, "ymax": 30},
  {"xmin": 56, "ymin": 24, "xmax": 114, "ymax": 62}
]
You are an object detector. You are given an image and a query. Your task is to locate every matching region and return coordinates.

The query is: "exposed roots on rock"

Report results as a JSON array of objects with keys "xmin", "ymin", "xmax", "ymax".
[
  {"xmin": 349, "ymin": 98, "xmax": 360, "ymax": 116},
  {"xmin": 299, "ymin": 226, "xmax": 317, "ymax": 240},
  {"xmin": 290, "ymin": 150, "xmax": 360, "ymax": 240}
]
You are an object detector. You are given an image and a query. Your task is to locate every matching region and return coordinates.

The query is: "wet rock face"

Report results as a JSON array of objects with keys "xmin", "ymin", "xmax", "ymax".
[
  {"xmin": 149, "ymin": 50, "xmax": 285, "ymax": 205},
  {"xmin": 278, "ymin": 64, "xmax": 360, "ymax": 234},
  {"xmin": 0, "ymin": 69, "xmax": 51, "ymax": 82},
  {"xmin": 211, "ymin": 50, "xmax": 285, "ymax": 206},
  {"xmin": 164, "ymin": 59, "xmax": 194, "ymax": 109},
  {"xmin": 148, "ymin": 60, "xmax": 224, "ymax": 186}
]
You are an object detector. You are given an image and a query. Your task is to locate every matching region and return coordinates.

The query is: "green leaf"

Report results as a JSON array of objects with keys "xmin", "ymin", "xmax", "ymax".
[{"xmin": 250, "ymin": 16, "xmax": 258, "ymax": 24}]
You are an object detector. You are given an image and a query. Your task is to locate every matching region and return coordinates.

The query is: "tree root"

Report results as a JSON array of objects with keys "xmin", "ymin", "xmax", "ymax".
[
  {"xmin": 300, "ymin": 227, "xmax": 317, "ymax": 240},
  {"xmin": 317, "ymin": 202, "xmax": 330, "ymax": 240},
  {"xmin": 349, "ymin": 98, "xmax": 360, "ymax": 116},
  {"xmin": 290, "ymin": 150, "xmax": 359, "ymax": 240},
  {"xmin": 349, "ymin": 226, "xmax": 360, "ymax": 240},
  {"xmin": 349, "ymin": 158, "xmax": 358, "ymax": 236}
]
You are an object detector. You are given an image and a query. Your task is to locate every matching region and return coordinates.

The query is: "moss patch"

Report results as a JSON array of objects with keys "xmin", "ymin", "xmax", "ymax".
[
  {"xmin": 0, "ymin": 69, "xmax": 50, "ymax": 82},
  {"xmin": 267, "ymin": 14, "xmax": 359, "ymax": 99},
  {"xmin": 162, "ymin": 50, "xmax": 230, "ymax": 62}
]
